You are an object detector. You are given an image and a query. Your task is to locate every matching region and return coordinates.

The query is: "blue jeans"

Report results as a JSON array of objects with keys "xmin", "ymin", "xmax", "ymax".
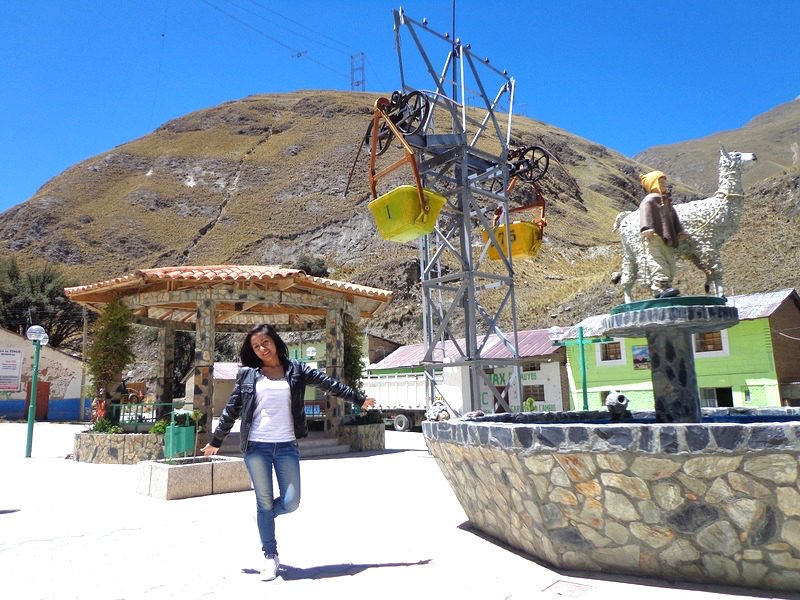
[{"xmin": 243, "ymin": 440, "xmax": 301, "ymax": 556}]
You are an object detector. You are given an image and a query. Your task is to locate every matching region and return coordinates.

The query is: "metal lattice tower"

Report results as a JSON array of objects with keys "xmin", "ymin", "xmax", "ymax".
[
  {"xmin": 350, "ymin": 52, "xmax": 365, "ymax": 91},
  {"xmin": 392, "ymin": 8, "xmax": 523, "ymax": 414}
]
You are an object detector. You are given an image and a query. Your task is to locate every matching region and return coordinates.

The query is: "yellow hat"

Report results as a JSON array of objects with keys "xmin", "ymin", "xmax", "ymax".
[{"xmin": 640, "ymin": 170, "xmax": 667, "ymax": 193}]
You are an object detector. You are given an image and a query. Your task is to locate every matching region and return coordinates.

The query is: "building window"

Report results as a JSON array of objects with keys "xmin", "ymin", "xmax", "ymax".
[
  {"xmin": 700, "ymin": 387, "xmax": 733, "ymax": 408},
  {"xmin": 601, "ymin": 342, "xmax": 622, "ymax": 361},
  {"xmin": 699, "ymin": 388, "xmax": 717, "ymax": 408},
  {"xmin": 695, "ymin": 331, "xmax": 723, "ymax": 352},
  {"xmin": 522, "ymin": 384, "xmax": 547, "ymax": 412},
  {"xmin": 523, "ymin": 384, "xmax": 546, "ymax": 403},
  {"xmin": 692, "ymin": 329, "xmax": 730, "ymax": 357},
  {"xmin": 595, "ymin": 339, "xmax": 626, "ymax": 366}
]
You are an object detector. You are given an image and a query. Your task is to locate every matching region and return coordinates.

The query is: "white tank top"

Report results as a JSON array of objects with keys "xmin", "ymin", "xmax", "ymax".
[{"xmin": 248, "ymin": 376, "xmax": 295, "ymax": 443}]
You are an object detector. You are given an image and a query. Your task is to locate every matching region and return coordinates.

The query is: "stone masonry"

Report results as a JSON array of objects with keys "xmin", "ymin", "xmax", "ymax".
[
  {"xmin": 336, "ymin": 422, "xmax": 386, "ymax": 452},
  {"xmin": 424, "ymin": 417, "xmax": 800, "ymax": 593},
  {"xmin": 73, "ymin": 433, "xmax": 165, "ymax": 464}
]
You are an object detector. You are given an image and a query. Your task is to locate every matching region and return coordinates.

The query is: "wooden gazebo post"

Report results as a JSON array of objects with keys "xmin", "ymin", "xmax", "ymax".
[
  {"xmin": 324, "ymin": 306, "xmax": 346, "ymax": 434},
  {"xmin": 155, "ymin": 324, "xmax": 175, "ymax": 412},
  {"xmin": 193, "ymin": 291, "xmax": 216, "ymax": 447}
]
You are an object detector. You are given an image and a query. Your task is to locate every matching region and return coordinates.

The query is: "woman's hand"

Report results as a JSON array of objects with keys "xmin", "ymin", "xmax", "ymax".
[
  {"xmin": 362, "ymin": 397, "xmax": 377, "ymax": 409},
  {"xmin": 201, "ymin": 443, "xmax": 219, "ymax": 457}
]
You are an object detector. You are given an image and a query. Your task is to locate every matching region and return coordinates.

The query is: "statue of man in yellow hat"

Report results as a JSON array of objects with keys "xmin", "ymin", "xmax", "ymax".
[{"xmin": 639, "ymin": 170, "xmax": 686, "ymax": 298}]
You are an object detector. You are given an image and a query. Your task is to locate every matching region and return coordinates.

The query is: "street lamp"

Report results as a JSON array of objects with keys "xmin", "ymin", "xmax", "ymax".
[
  {"xmin": 549, "ymin": 325, "xmax": 612, "ymax": 411},
  {"xmin": 25, "ymin": 325, "xmax": 49, "ymax": 458},
  {"xmin": 305, "ymin": 346, "xmax": 317, "ymax": 360}
]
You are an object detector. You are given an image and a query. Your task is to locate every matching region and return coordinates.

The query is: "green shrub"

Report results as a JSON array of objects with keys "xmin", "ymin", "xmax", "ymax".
[
  {"xmin": 92, "ymin": 418, "xmax": 123, "ymax": 434},
  {"xmin": 150, "ymin": 420, "xmax": 169, "ymax": 434},
  {"xmin": 149, "ymin": 410, "xmax": 202, "ymax": 434}
]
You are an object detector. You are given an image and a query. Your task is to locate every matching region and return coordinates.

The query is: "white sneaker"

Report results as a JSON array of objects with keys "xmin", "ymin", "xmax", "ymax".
[{"xmin": 260, "ymin": 554, "xmax": 280, "ymax": 581}]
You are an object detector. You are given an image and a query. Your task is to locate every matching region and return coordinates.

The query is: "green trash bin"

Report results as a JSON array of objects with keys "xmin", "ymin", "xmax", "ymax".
[{"xmin": 165, "ymin": 424, "xmax": 195, "ymax": 458}]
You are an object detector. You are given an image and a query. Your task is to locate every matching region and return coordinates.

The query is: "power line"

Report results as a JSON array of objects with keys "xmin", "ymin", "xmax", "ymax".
[
  {"xmin": 199, "ymin": 0, "xmax": 347, "ymax": 79},
  {"xmin": 240, "ymin": 0, "xmax": 350, "ymax": 55}
]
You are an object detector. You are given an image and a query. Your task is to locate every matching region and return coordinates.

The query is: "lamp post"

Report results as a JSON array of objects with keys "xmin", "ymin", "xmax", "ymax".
[
  {"xmin": 305, "ymin": 345, "xmax": 317, "ymax": 365},
  {"xmin": 25, "ymin": 325, "xmax": 49, "ymax": 458},
  {"xmin": 549, "ymin": 326, "xmax": 612, "ymax": 411}
]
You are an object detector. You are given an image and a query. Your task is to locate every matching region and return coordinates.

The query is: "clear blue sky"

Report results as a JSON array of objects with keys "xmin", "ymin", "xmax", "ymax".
[{"xmin": 1, "ymin": 0, "xmax": 798, "ymax": 213}]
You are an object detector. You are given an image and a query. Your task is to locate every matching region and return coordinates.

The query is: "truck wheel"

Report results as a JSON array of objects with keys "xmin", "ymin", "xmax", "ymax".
[{"xmin": 393, "ymin": 414, "xmax": 413, "ymax": 432}]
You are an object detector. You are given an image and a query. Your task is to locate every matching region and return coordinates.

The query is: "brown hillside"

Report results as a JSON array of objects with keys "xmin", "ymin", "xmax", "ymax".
[
  {"xmin": 635, "ymin": 98, "xmax": 800, "ymax": 195},
  {"xmin": 1, "ymin": 91, "xmax": 798, "ymax": 344}
]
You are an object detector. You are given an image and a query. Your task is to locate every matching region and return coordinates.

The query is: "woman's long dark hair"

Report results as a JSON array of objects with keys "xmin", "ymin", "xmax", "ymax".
[{"xmin": 240, "ymin": 324, "xmax": 290, "ymax": 369}]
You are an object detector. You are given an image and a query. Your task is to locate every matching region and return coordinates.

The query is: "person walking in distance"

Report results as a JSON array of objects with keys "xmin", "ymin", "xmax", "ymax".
[{"xmin": 202, "ymin": 324, "xmax": 375, "ymax": 581}]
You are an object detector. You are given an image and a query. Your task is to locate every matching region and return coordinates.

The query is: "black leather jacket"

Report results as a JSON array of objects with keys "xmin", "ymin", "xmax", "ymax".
[{"xmin": 210, "ymin": 360, "xmax": 365, "ymax": 453}]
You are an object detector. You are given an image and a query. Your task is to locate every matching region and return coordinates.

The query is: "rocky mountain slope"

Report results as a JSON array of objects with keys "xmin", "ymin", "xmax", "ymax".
[
  {"xmin": 1, "ymin": 91, "xmax": 798, "ymax": 344},
  {"xmin": 635, "ymin": 98, "xmax": 800, "ymax": 195}
]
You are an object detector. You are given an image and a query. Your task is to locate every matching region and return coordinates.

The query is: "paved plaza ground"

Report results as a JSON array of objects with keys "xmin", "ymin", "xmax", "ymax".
[{"xmin": 1, "ymin": 422, "xmax": 796, "ymax": 600}]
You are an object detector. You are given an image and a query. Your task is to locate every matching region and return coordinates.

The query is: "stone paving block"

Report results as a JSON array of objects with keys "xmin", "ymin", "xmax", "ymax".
[{"xmin": 212, "ymin": 456, "xmax": 252, "ymax": 494}]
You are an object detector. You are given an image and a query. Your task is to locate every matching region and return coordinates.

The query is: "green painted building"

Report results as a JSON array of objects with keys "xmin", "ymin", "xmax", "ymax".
[{"xmin": 558, "ymin": 289, "xmax": 800, "ymax": 411}]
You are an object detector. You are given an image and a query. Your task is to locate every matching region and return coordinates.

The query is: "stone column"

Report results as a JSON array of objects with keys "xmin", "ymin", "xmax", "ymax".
[
  {"xmin": 324, "ymin": 307, "xmax": 345, "ymax": 435},
  {"xmin": 646, "ymin": 329, "xmax": 700, "ymax": 422},
  {"xmin": 155, "ymin": 325, "xmax": 175, "ymax": 416},
  {"xmin": 192, "ymin": 293, "xmax": 216, "ymax": 446},
  {"xmin": 603, "ymin": 298, "xmax": 739, "ymax": 423}
]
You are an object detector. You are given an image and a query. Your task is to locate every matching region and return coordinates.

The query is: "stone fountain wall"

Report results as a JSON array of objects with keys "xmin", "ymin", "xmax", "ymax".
[{"xmin": 423, "ymin": 417, "xmax": 800, "ymax": 592}]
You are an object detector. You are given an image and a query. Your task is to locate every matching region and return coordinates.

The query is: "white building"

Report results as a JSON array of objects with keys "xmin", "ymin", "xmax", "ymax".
[{"xmin": 0, "ymin": 327, "xmax": 86, "ymax": 421}]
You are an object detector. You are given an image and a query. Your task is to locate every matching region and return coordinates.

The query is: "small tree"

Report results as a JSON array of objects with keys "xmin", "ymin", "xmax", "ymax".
[
  {"xmin": 293, "ymin": 255, "xmax": 328, "ymax": 277},
  {"xmin": 86, "ymin": 300, "xmax": 134, "ymax": 419},
  {"xmin": 0, "ymin": 258, "xmax": 84, "ymax": 349}
]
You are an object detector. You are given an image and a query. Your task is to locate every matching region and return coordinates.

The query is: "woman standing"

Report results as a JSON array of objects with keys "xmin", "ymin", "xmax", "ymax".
[{"xmin": 202, "ymin": 324, "xmax": 374, "ymax": 581}]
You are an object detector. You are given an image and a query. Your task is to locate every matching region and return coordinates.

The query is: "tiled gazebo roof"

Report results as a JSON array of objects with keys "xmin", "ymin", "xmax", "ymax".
[{"xmin": 65, "ymin": 265, "xmax": 393, "ymax": 331}]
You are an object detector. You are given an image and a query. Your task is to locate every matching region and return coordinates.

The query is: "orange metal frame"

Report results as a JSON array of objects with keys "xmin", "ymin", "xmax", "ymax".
[{"xmin": 367, "ymin": 97, "xmax": 430, "ymax": 215}]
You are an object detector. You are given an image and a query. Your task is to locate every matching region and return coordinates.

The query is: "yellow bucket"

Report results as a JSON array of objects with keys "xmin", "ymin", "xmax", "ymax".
[
  {"xmin": 369, "ymin": 185, "xmax": 446, "ymax": 242},
  {"xmin": 481, "ymin": 221, "xmax": 542, "ymax": 260}
]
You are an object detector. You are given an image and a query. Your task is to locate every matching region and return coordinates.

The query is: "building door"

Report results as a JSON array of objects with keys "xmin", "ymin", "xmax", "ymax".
[
  {"xmin": 715, "ymin": 387, "xmax": 733, "ymax": 407},
  {"xmin": 25, "ymin": 380, "xmax": 50, "ymax": 420}
]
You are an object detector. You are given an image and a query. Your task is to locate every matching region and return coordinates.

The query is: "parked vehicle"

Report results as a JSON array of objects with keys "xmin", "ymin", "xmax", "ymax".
[{"xmin": 363, "ymin": 371, "xmax": 460, "ymax": 432}]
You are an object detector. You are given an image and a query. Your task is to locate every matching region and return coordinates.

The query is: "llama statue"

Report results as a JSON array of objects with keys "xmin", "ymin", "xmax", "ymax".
[{"xmin": 612, "ymin": 147, "xmax": 757, "ymax": 303}]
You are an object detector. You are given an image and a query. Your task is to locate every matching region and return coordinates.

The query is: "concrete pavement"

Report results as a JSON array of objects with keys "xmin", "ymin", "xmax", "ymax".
[{"xmin": 1, "ymin": 422, "xmax": 796, "ymax": 600}]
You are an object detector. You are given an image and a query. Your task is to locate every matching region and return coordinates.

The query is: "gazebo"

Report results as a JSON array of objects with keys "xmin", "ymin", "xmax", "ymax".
[{"xmin": 65, "ymin": 265, "xmax": 393, "ymax": 441}]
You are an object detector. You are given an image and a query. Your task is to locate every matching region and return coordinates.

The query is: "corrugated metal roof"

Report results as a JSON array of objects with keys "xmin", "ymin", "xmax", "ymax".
[
  {"xmin": 727, "ymin": 288, "xmax": 797, "ymax": 320},
  {"xmin": 482, "ymin": 328, "xmax": 559, "ymax": 359},
  {"xmin": 370, "ymin": 289, "xmax": 799, "ymax": 369},
  {"xmin": 368, "ymin": 340, "xmax": 456, "ymax": 369},
  {"xmin": 560, "ymin": 289, "xmax": 798, "ymax": 340},
  {"xmin": 369, "ymin": 329, "xmax": 560, "ymax": 370}
]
